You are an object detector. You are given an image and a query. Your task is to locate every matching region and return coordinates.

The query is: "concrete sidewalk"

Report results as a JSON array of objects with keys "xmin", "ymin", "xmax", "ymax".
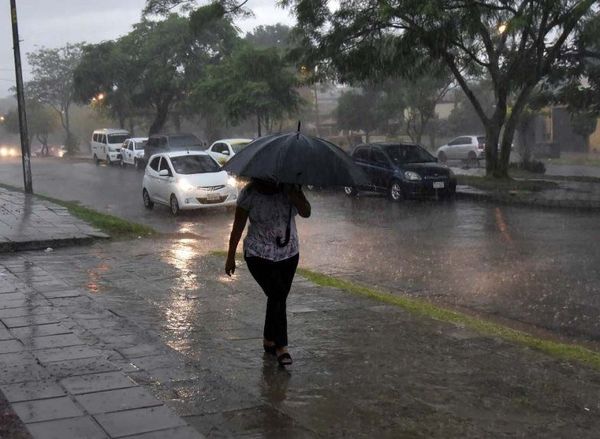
[
  {"xmin": 0, "ymin": 187, "xmax": 108, "ymax": 252},
  {"xmin": 1, "ymin": 239, "xmax": 599, "ymax": 438}
]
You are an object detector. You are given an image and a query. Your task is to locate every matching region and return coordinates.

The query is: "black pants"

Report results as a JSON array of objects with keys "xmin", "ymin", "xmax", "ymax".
[{"xmin": 245, "ymin": 253, "xmax": 299, "ymax": 348}]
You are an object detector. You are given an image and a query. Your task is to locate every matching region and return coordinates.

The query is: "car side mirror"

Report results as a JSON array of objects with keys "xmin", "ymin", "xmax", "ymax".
[{"xmin": 158, "ymin": 169, "xmax": 170, "ymax": 177}]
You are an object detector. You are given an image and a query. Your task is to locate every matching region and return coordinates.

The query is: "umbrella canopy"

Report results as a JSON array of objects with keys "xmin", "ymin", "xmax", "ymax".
[{"xmin": 223, "ymin": 132, "xmax": 368, "ymax": 187}]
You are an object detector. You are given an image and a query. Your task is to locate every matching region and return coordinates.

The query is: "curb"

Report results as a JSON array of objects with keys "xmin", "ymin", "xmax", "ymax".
[
  {"xmin": 456, "ymin": 187, "xmax": 600, "ymax": 212},
  {"xmin": 0, "ymin": 234, "xmax": 109, "ymax": 254}
]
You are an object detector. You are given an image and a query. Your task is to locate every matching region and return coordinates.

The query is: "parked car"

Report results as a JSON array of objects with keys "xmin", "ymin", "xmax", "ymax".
[
  {"xmin": 120, "ymin": 137, "xmax": 148, "ymax": 168},
  {"xmin": 344, "ymin": 143, "xmax": 456, "ymax": 201},
  {"xmin": 0, "ymin": 144, "xmax": 20, "ymax": 157},
  {"xmin": 206, "ymin": 138, "xmax": 253, "ymax": 164},
  {"xmin": 436, "ymin": 135, "xmax": 485, "ymax": 166},
  {"xmin": 141, "ymin": 133, "xmax": 205, "ymax": 168},
  {"xmin": 142, "ymin": 151, "xmax": 238, "ymax": 215},
  {"xmin": 91, "ymin": 128, "xmax": 130, "ymax": 165}
]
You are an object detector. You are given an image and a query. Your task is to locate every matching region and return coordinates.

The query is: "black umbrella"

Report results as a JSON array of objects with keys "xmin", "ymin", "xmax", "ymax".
[{"xmin": 223, "ymin": 130, "xmax": 368, "ymax": 187}]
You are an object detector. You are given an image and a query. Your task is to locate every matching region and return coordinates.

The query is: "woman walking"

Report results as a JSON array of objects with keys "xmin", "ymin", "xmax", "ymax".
[{"xmin": 225, "ymin": 178, "xmax": 311, "ymax": 366}]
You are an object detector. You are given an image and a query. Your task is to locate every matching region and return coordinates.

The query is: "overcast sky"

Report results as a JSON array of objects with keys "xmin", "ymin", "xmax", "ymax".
[{"xmin": 0, "ymin": 0, "xmax": 294, "ymax": 97}]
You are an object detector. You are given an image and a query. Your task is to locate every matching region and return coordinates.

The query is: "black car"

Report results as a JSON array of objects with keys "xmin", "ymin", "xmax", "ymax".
[
  {"xmin": 140, "ymin": 133, "xmax": 205, "ymax": 168},
  {"xmin": 345, "ymin": 143, "xmax": 456, "ymax": 200}
]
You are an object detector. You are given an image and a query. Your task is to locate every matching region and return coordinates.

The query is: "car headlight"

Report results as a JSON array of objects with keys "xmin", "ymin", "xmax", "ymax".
[
  {"xmin": 227, "ymin": 176, "xmax": 238, "ymax": 188},
  {"xmin": 404, "ymin": 171, "xmax": 422, "ymax": 181},
  {"xmin": 177, "ymin": 180, "xmax": 195, "ymax": 192}
]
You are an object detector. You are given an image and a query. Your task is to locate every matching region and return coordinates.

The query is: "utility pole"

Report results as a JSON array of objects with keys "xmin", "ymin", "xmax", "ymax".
[{"xmin": 10, "ymin": 0, "xmax": 33, "ymax": 194}]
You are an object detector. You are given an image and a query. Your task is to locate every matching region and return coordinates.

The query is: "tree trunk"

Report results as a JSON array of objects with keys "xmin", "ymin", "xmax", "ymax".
[
  {"xmin": 257, "ymin": 114, "xmax": 262, "ymax": 137},
  {"xmin": 148, "ymin": 99, "xmax": 171, "ymax": 136},
  {"xmin": 484, "ymin": 123, "xmax": 503, "ymax": 177}
]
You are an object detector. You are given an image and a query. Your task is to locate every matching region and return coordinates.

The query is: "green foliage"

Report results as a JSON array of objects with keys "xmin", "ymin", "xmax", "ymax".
[
  {"xmin": 245, "ymin": 24, "xmax": 292, "ymax": 50},
  {"xmin": 4, "ymin": 102, "xmax": 60, "ymax": 153},
  {"xmin": 193, "ymin": 44, "xmax": 302, "ymax": 136},
  {"xmin": 26, "ymin": 43, "xmax": 84, "ymax": 154},
  {"xmin": 336, "ymin": 87, "xmax": 383, "ymax": 141},
  {"xmin": 286, "ymin": 0, "xmax": 599, "ymax": 177}
]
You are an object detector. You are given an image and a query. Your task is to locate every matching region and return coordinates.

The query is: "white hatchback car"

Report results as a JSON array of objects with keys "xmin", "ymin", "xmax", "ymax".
[
  {"xmin": 142, "ymin": 151, "xmax": 238, "ymax": 215},
  {"xmin": 436, "ymin": 135, "xmax": 486, "ymax": 166},
  {"xmin": 120, "ymin": 137, "xmax": 148, "ymax": 168},
  {"xmin": 206, "ymin": 138, "xmax": 253, "ymax": 165}
]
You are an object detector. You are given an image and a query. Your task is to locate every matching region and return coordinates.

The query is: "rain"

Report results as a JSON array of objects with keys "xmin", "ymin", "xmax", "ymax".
[{"xmin": 0, "ymin": 1, "xmax": 599, "ymax": 438}]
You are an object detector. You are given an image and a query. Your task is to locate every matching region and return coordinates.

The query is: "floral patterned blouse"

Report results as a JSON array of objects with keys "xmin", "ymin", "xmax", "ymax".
[{"xmin": 237, "ymin": 184, "xmax": 299, "ymax": 262}]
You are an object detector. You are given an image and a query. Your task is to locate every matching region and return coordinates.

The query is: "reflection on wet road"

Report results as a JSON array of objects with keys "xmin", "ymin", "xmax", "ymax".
[{"xmin": 0, "ymin": 157, "xmax": 599, "ymax": 340}]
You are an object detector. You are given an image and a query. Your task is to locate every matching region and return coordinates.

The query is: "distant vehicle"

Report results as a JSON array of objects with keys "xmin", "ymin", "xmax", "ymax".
[
  {"xmin": 0, "ymin": 144, "xmax": 20, "ymax": 158},
  {"xmin": 141, "ymin": 133, "xmax": 205, "ymax": 168},
  {"xmin": 206, "ymin": 138, "xmax": 253, "ymax": 164},
  {"xmin": 436, "ymin": 135, "xmax": 485, "ymax": 167},
  {"xmin": 344, "ymin": 143, "xmax": 456, "ymax": 201},
  {"xmin": 120, "ymin": 137, "xmax": 148, "ymax": 168},
  {"xmin": 91, "ymin": 128, "xmax": 130, "ymax": 165},
  {"xmin": 142, "ymin": 150, "xmax": 238, "ymax": 215}
]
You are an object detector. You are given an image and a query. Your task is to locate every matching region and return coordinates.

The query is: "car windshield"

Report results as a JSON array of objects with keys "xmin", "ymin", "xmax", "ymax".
[
  {"xmin": 170, "ymin": 135, "xmax": 204, "ymax": 148},
  {"xmin": 231, "ymin": 142, "xmax": 251, "ymax": 153},
  {"xmin": 170, "ymin": 155, "xmax": 220, "ymax": 174},
  {"xmin": 383, "ymin": 144, "xmax": 435, "ymax": 164},
  {"xmin": 107, "ymin": 134, "xmax": 129, "ymax": 144}
]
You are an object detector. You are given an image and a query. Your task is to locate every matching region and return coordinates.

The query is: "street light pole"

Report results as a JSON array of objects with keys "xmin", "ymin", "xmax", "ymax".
[{"xmin": 10, "ymin": 0, "xmax": 33, "ymax": 194}]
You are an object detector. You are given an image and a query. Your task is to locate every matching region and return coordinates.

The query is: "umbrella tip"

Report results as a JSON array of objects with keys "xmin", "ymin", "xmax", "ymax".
[{"xmin": 297, "ymin": 121, "xmax": 301, "ymax": 139}]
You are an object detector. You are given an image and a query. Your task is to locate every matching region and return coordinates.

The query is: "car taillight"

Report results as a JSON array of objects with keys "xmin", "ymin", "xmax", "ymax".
[{"xmin": 478, "ymin": 143, "xmax": 485, "ymax": 150}]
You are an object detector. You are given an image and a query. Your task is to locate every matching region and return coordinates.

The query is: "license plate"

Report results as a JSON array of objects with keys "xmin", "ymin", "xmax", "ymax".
[
  {"xmin": 433, "ymin": 182, "xmax": 445, "ymax": 189},
  {"xmin": 206, "ymin": 193, "xmax": 220, "ymax": 201}
]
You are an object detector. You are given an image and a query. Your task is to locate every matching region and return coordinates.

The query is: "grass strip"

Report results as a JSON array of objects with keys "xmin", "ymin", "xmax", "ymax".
[
  {"xmin": 0, "ymin": 182, "xmax": 155, "ymax": 239},
  {"xmin": 295, "ymin": 267, "xmax": 600, "ymax": 369},
  {"xmin": 457, "ymin": 175, "xmax": 558, "ymax": 192}
]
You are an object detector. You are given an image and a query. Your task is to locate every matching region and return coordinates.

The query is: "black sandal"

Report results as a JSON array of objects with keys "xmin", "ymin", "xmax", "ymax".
[{"xmin": 277, "ymin": 352, "xmax": 293, "ymax": 366}]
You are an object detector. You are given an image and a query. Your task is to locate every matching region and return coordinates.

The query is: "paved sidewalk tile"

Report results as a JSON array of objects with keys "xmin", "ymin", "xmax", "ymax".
[
  {"xmin": 2, "ymin": 313, "xmax": 66, "ymax": 328},
  {"xmin": 34, "ymin": 345, "xmax": 100, "ymax": 364},
  {"xmin": 124, "ymin": 426, "xmax": 205, "ymax": 439},
  {"xmin": 25, "ymin": 416, "xmax": 108, "ymax": 439},
  {"xmin": 44, "ymin": 357, "xmax": 120, "ymax": 379},
  {"xmin": 94, "ymin": 405, "xmax": 187, "ymax": 438},
  {"xmin": 61, "ymin": 371, "xmax": 137, "ymax": 395},
  {"xmin": 74, "ymin": 387, "xmax": 162, "ymax": 414},
  {"xmin": 12, "ymin": 396, "xmax": 83, "ymax": 423},
  {"xmin": 27, "ymin": 333, "xmax": 84, "ymax": 350},
  {"xmin": 0, "ymin": 338, "xmax": 24, "ymax": 353},
  {"xmin": 11, "ymin": 323, "xmax": 73, "ymax": 340},
  {"xmin": 1, "ymin": 380, "xmax": 66, "ymax": 402}
]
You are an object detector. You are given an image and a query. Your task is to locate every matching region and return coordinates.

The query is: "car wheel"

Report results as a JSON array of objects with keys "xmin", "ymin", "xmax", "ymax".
[
  {"xmin": 438, "ymin": 151, "xmax": 447, "ymax": 163},
  {"xmin": 135, "ymin": 159, "xmax": 144, "ymax": 171},
  {"xmin": 467, "ymin": 152, "xmax": 478, "ymax": 168},
  {"xmin": 389, "ymin": 180, "xmax": 404, "ymax": 201},
  {"xmin": 93, "ymin": 154, "xmax": 99, "ymax": 166},
  {"xmin": 170, "ymin": 194, "xmax": 180, "ymax": 216},
  {"xmin": 440, "ymin": 189, "xmax": 456, "ymax": 202},
  {"xmin": 344, "ymin": 186, "xmax": 357, "ymax": 197},
  {"xmin": 143, "ymin": 189, "xmax": 154, "ymax": 209},
  {"xmin": 120, "ymin": 158, "xmax": 125, "ymax": 167}
]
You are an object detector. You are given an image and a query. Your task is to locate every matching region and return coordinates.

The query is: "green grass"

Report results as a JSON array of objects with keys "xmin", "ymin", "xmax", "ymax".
[
  {"xmin": 0, "ymin": 182, "xmax": 155, "ymax": 239},
  {"xmin": 544, "ymin": 155, "xmax": 600, "ymax": 167},
  {"xmin": 457, "ymin": 175, "xmax": 559, "ymax": 192},
  {"xmin": 295, "ymin": 268, "xmax": 600, "ymax": 370}
]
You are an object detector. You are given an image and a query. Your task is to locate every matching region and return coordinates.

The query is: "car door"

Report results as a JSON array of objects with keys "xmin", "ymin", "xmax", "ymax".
[
  {"xmin": 145, "ymin": 156, "xmax": 162, "ymax": 201},
  {"xmin": 370, "ymin": 147, "xmax": 394, "ymax": 190},
  {"xmin": 156, "ymin": 156, "xmax": 175, "ymax": 202},
  {"xmin": 352, "ymin": 146, "xmax": 373, "ymax": 190}
]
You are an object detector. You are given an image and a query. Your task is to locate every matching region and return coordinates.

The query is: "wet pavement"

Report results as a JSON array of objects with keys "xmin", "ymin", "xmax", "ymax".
[
  {"xmin": 0, "ymin": 186, "xmax": 107, "ymax": 252},
  {"xmin": 2, "ymin": 240, "xmax": 600, "ymax": 438},
  {"xmin": 0, "ymin": 157, "xmax": 599, "ymax": 342}
]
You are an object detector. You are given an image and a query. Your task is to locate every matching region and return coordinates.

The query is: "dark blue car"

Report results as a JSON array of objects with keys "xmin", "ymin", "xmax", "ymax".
[{"xmin": 345, "ymin": 143, "xmax": 457, "ymax": 201}]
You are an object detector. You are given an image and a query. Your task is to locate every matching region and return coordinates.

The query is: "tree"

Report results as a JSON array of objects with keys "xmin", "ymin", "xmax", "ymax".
[
  {"xmin": 5, "ymin": 102, "xmax": 60, "ymax": 155},
  {"xmin": 194, "ymin": 44, "xmax": 302, "ymax": 136},
  {"xmin": 26, "ymin": 44, "xmax": 83, "ymax": 155},
  {"xmin": 286, "ymin": 0, "xmax": 599, "ymax": 178},
  {"xmin": 246, "ymin": 24, "xmax": 292, "ymax": 50},
  {"xmin": 336, "ymin": 87, "xmax": 383, "ymax": 143}
]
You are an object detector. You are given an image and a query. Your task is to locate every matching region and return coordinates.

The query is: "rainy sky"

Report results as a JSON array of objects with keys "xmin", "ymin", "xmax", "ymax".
[{"xmin": 0, "ymin": 0, "xmax": 294, "ymax": 97}]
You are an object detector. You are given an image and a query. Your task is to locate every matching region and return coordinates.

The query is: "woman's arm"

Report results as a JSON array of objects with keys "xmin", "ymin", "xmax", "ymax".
[
  {"xmin": 287, "ymin": 186, "xmax": 311, "ymax": 218},
  {"xmin": 225, "ymin": 207, "xmax": 249, "ymax": 276}
]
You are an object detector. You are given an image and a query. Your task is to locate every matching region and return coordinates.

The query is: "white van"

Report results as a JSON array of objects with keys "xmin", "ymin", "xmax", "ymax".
[{"xmin": 91, "ymin": 129, "xmax": 130, "ymax": 165}]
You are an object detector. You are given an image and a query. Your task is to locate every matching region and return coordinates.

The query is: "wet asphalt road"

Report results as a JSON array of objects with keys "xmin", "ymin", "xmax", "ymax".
[{"xmin": 1, "ymin": 157, "xmax": 599, "ymax": 341}]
